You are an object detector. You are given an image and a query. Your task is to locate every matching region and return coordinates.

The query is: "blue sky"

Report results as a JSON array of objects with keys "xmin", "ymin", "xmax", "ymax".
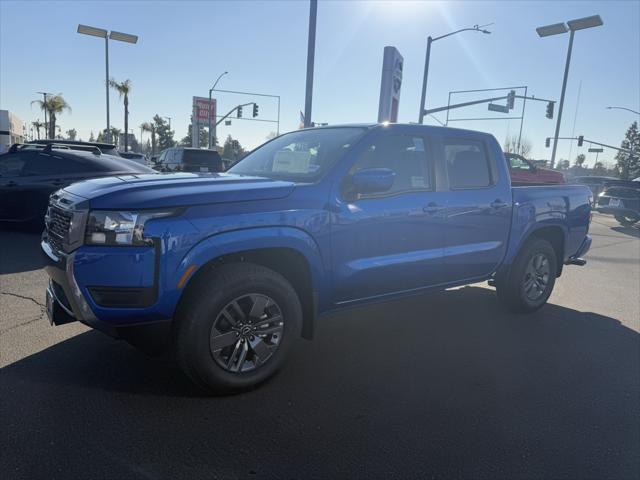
[{"xmin": 1, "ymin": 0, "xmax": 638, "ymax": 165}]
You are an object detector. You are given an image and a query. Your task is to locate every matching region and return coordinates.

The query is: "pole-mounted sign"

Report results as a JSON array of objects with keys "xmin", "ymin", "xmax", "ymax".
[
  {"xmin": 192, "ymin": 96, "xmax": 216, "ymax": 148},
  {"xmin": 377, "ymin": 46, "xmax": 403, "ymax": 123}
]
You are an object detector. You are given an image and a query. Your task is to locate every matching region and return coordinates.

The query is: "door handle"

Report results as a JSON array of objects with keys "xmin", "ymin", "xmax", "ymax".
[
  {"xmin": 490, "ymin": 199, "xmax": 508, "ymax": 209},
  {"xmin": 5, "ymin": 180, "xmax": 17, "ymax": 187},
  {"xmin": 423, "ymin": 202, "xmax": 443, "ymax": 214}
]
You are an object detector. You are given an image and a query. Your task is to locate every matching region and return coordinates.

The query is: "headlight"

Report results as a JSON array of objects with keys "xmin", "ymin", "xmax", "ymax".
[{"xmin": 85, "ymin": 210, "xmax": 175, "ymax": 246}]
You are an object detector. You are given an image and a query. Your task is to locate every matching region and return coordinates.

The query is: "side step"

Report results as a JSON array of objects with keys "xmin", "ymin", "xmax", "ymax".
[{"xmin": 565, "ymin": 257, "xmax": 587, "ymax": 266}]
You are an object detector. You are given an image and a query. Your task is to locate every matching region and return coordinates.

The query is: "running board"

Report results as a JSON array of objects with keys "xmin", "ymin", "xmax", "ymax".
[{"xmin": 565, "ymin": 257, "xmax": 587, "ymax": 266}]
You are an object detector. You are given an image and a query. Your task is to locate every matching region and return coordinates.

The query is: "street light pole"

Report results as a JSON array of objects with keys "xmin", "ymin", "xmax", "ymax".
[
  {"xmin": 77, "ymin": 25, "xmax": 138, "ymax": 145},
  {"xmin": 304, "ymin": 0, "xmax": 318, "ymax": 128},
  {"xmin": 418, "ymin": 25, "xmax": 491, "ymax": 124},
  {"xmin": 104, "ymin": 35, "xmax": 110, "ymax": 143},
  {"xmin": 418, "ymin": 37, "xmax": 433, "ymax": 125},
  {"xmin": 606, "ymin": 106, "xmax": 640, "ymax": 115},
  {"xmin": 536, "ymin": 15, "xmax": 602, "ymax": 168},
  {"xmin": 550, "ymin": 29, "xmax": 574, "ymax": 170},
  {"xmin": 208, "ymin": 71, "xmax": 228, "ymax": 149}
]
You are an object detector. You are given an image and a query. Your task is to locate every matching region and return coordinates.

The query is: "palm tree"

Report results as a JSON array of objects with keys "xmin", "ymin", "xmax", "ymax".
[
  {"xmin": 141, "ymin": 122, "xmax": 156, "ymax": 155},
  {"xmin": 109, "ymin": 78, "xmax": 132, "ymax": 151},
  {"xmin": 31, "ymin": 120, "xmax": 46, "ymax": 140},
  {"xmin": 111, "ymin": 127, "xmax": 122, "ymax": 147},
  {"xmin": 66, "ymin": 128, "xmax": 77, "ymax": 141},
  {"xmin": 31, "ymin": 94, "xmax": 71, "ymax": 139}
]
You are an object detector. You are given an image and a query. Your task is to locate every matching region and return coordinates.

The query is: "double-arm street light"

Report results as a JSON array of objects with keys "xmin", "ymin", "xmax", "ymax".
[
  {"xmin": 606, "ymin": 106, "xmax": 640, "ymax": 116},
  {"xmin": 418, "ymin": 24, "xmax": 491, "ymax": 124},
  {"xmin": 77, "ymin": 24, "xmax": 138, "ymax": 144},
  {"xmin": 537, "ymin": 15, "xmax": 603, "ymax": 168},
  {"xmin": 208, "ymin": 71, "xmax": 228, "ymax": 148}
]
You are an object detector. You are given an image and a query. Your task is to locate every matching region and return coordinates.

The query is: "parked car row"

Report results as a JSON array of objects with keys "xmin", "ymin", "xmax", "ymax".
[{"xmin": 0, "ymin": 141, "xmax": 153, "ymax": 227}]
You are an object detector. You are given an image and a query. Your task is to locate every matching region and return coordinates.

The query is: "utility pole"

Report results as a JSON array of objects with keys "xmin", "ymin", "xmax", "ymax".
[{"xmin": 304, "ymin": 0, "xmax": 317, "ymax": 128}]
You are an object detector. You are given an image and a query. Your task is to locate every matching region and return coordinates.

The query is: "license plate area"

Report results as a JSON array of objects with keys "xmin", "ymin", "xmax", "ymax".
[{"xmin": 609, "ymin": 198, "xmax": 622, "ymax": 208}]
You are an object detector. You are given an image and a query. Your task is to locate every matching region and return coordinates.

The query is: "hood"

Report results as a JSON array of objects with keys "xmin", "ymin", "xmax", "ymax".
[{"xmin": 63, "ymin": 172, "xmax": 296, "ymax": 210}]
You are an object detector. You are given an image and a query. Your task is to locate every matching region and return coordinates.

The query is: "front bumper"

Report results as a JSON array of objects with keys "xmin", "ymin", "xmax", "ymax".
[
  {"xmin": 41, "ymin": 238, "xmax": 173, "ymax": 339},
  {"xmin": 42, "ymin": 239, "xmax": 119, "ymax": 336}
]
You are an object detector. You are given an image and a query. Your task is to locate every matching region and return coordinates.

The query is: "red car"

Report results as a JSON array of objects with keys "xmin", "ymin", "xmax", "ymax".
[{"xmin": 505, "ymin": 153, "xmax": 566, "ymax": 185}]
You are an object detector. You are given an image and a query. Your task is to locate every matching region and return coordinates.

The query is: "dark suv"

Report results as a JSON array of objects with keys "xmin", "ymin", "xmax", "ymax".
[
  {"xmin": 154, "ymin": 147, "xmax": 226, "ymax": 173},
  {"xmin": 0, "ymin": 143, "xmax": 153, "ymax": 227},
  {"xmin": 596, "ymin": 180, "xmax": 640, "ymax": 226}
]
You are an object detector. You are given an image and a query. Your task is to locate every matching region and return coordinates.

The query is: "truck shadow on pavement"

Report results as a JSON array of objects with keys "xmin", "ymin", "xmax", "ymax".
[
  {"xmin": 611, "ymin": 224, "xmax": 640, "ymax": 238},
  {"xmin": 0, "ymin": 229, "xmax": 46, "ymax": 274},
  {"xmin": 2, "ymin": 286, "xmax": 639, "ymax": 479}
]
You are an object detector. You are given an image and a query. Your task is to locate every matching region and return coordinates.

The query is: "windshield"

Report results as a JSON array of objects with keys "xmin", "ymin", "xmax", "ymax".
[{"xmin": 228, "ymin": 127, "xmax": 367, "ymax": 181}]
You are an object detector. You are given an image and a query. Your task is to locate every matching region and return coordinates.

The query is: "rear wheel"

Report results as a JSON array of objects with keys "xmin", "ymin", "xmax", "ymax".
[
  {"xmin": 614, "ymin": 214, "xmax": 638, "ymax": 227},
  {"xmin": 496, "ymin": 238, "xmax": 557, "ymax": 313},
  {"xmin": 174, "ymin": 262, "xmax": 302, "ymax": 393}
]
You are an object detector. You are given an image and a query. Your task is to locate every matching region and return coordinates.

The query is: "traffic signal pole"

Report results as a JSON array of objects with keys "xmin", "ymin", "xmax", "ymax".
[
  {"xmin": 424, "ymin": 93, "xmax": 553, "ymax": 117},
  {"xmin": 215, "ymin": 103, "xmax": 256, "ymax": 128},
  {"xmin": 547, "ymin": 136, "xmax": 635, "ymax": 156}
]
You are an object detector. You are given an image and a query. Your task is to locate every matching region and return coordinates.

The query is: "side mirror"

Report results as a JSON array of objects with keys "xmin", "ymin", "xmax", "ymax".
[{"xmin": 349, "ymin": 167, "xmax": 396, "ymax": 195}]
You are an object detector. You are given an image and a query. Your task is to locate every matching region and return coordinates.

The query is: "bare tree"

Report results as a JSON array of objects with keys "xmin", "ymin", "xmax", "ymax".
[{"xmin": 503, "ymin": 134, "xmax": 532, "ymax": 157}]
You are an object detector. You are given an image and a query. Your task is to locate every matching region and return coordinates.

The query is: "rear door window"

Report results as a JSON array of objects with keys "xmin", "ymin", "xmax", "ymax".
[
  {"xmin": 0, "ymin": 153, "xmax": 27, "ymax": 177},
  {"xmin": 182, "ymin": 150, "xmax": 221, "ymax": 172},
  {"xmin": 444, "ymin": 139, "xmax": 493, "ymax": 189},
  {"xmin": 25, "ymin": 153, "xmax": 94, "ymax": 175}
]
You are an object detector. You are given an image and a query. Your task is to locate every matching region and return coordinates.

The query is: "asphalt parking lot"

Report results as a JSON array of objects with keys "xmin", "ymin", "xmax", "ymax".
[{"xmin": 1, "ymin": 213, "xmax": 639, "ymax": 479}]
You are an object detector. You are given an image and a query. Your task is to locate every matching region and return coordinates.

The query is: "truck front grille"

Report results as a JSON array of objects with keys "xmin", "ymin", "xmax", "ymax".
[{"xmin": 46, "ymin": 206, "xmax": 73, "ymax": 253}]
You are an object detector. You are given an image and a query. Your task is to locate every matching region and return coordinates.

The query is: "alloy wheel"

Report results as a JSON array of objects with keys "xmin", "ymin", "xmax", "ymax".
[
  {"xmin": 523, "ymin": 253, "xmax": 550, "ymax": 302},
  {"xmin": 210, "ymin": 294, "xmax": 284, "ymax": 373}
]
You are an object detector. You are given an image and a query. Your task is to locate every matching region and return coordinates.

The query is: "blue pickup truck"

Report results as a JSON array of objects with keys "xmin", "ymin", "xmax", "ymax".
[{"xmin": 42, "ymin": 124, "xmax": 592, "ymax": 392}]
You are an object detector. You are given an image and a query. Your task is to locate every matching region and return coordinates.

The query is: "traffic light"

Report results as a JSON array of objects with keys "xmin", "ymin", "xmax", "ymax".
[
  {"xmin": 237, "ymin": 106, "xmax": 243, "ymax": 118},
  {"xmin": 577, "ymin": 135, "xmax": 584, "ymax": 147},
  {"xmin": 545, "ymin": 137, "xmax": 550, "ymax": 148},
  {"xmin": 546, "ymin": 101, "xmax": 554, "ymax": 119},
  {"xmin": 507, "ymin": 90, "xmax": 515, "ymax": 110},
  {"xmin": 252, "ymin": 103, "xmax": 259, "ymax": 118}
]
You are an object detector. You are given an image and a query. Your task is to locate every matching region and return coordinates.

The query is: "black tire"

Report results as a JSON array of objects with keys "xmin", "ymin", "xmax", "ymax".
[
  {"xmin": 174, "ymin": 262, "xmax": 302, "ymax": 394},
  {"xmin": 496, "ymin": 238, "xmax": 557, "ymax": 313},
  {"xmin": 614, "ymin": 214, "xmax": 638, "ymax": 227}
]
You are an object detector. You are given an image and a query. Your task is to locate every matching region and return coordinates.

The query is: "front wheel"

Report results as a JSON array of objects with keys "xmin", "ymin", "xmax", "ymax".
[
  {"xmin": 174, "ymin": 262, "xmax": 302, "ymax": 394},
  {"xmin": 496, "ymin": 238, "xmax": 557, "ymax": 313}
]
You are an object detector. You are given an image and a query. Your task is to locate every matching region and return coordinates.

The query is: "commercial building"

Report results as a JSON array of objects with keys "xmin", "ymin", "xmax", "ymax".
[{"xmin": 0, "ymin": 110, "xmax": 25, "ymax": 153}]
